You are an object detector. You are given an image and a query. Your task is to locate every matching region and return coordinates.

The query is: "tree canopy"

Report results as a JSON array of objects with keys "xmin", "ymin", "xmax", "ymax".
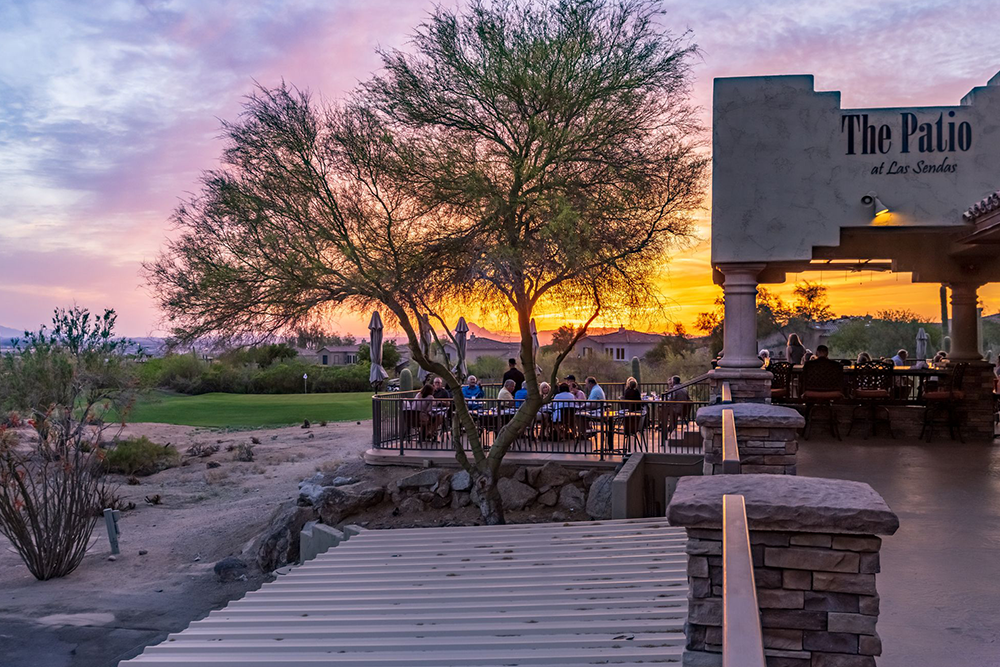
[{"xmin": 146, "ymin": 0, "xmax": 706, "ymax": 523}]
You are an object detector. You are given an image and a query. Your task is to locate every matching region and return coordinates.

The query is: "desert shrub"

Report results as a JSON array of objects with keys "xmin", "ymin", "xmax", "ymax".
[
  {"xmin": 104, "ymin": 436, "xmax": 180, "ymax": 476},
  {"xmin": 233, "ymin": 443, "xmax": 255, "ymax": 462},
  {"xmin": 0, "ymin": 440, "xmax": 105, "ymax": 580},
  {"xmin": 155, "ymin": 352, "xmax": 207, "ymax": 392}
]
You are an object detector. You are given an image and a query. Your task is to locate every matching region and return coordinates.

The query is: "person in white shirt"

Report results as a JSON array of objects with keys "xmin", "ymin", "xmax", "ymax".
[
  {"xmin": 585, "ymin": 376, "xmax": 605, "ymax": 401},
  {"xmin": 891, "ymin": 349, "xmax": 908, "ymax": 367}
]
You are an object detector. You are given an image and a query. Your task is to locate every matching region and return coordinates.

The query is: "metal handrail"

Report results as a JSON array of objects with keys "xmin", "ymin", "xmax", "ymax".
[
  {"xmin": 720, "ymin": 381, "xmax": 733, "ymax": 404},
  {"xmin": 721, "ymin": 408, "xmax": 740, "ymax": 474},
  {"xmin": 722, "ymin": 494, "xmax": 766, "ymax": 667}
]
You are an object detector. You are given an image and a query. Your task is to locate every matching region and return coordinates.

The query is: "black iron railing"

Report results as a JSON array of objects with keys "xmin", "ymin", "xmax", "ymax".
[
  {"xmin": 780, "ymin": 366, "xmax": 951, "ymax": 404},
  {"xmin": 372, "ymin": 394, "xmax": 708, "ymax": 458}
]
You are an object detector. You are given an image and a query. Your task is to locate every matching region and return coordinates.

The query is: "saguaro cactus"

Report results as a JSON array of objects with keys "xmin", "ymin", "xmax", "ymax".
[
  {"xmin": 631, "ymin": 356, "xmax": 641, "ymax": 386},
  {"xmin": 399, "ymin": 368, "xmax": 413, "ymax": 391}
]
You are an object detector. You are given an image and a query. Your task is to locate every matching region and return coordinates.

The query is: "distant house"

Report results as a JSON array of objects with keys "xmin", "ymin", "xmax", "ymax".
[
  {"xmin": 315, "ymin": 345, "xmax": 360, "ymax": 366},
  {"xmin": 442, "ymin": 333, "xmax": 520, "ymax": 364},
  {"xmin": 577, "ymin": 327, "xmax": 663, "ymax": 361}
]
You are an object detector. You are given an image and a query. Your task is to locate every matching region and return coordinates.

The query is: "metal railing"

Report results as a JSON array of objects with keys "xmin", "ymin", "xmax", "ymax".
[
  {"xmin": 470, "ymin": 377, "xmax": 711, "ymax": 403},
  {"xmin": 722, "ymin": 494, "xmax": 766, "ymax": 667},
  {"xmin": 780, "ymin": 366, "xmax": 951, "ymax": 404},
  {"xmin": 720, "ymin": 408, "xmax": 741, "ymax": 475},
  {"xmin": 372, "ymin": 394, "xmax": 708, "ymax": 458}
]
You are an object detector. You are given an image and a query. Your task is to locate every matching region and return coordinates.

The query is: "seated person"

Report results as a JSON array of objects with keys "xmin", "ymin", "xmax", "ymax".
[
  {"xmin": 856, "ymin": 352, "xmax": 872, "ymax": 365},
  {"xmin": 759, "ymin": 349, "xmax": 771, "ymax": 369},
  {"xmin": 551, "ymin": 383, "xmax": 577, "ymax": 430},
  {"xmin": 565, "ymin": 374, "xmax": 587, "ymax": 400},
  {"xmin": 409, "ymin": 384, "xmax": 441, "ymax": 439},
  {"xmin": 585, "ymin": 376, "xmax": 606, "ymax": 401},
  {"xmin": 514, "ymin": 384, "xmax": 528, "ymax": 407},
  {"xmin": 891, "ymin": 349, "xmax": 908, "ymax": 367},
  {"xmin": 622, "ymin": 376, "xmax": 642, "ymax": 401},
  {"xmin": 431, "ymin": 376, "xmax": 452, "ymax": 401},
  {"xmin": 497, "ymin": 379, "xmax": 516, "ymax": 404},
  {"xmin": 802, "ymin": 345, "xmax": 844, "ymax": 399},
  {"xmin": 460, "ymin": 375, "xmax": 485, "ymax": 409}
]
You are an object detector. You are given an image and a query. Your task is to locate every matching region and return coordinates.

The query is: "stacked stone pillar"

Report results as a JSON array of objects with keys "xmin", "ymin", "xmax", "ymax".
[
  {"xmin": 697, "ymin": 403, "xmax": 805, "ymax": 475},
  {"xmin": 668, "ymin": 475, "xmax": 899, "ymax": 667}
]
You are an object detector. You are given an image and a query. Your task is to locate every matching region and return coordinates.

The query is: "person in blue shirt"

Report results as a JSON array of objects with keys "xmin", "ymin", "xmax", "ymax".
[
  {"xmin": 585, "ymin": 376, "xmax": 606, "ymax": 401},
  {"xmin": 460, "ymin": 375, "xmax": 485, "ymax": 410},
  {"xmin": 513, "ymin": 385, "xmax": 528, "ymax": 407}
]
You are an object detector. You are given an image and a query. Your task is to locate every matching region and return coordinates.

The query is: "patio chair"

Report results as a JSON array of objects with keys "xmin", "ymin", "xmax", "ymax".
[
  {"xmin": 612, "ymin": 410, "xmax": 648, "ymax": 453},
  {"xmin": 769, "ymin": 361, "xmax": 792, "ymax": 402},
  {"xmin": 849, "ymin": 360, "xmax": 894, "ymax": 439},
  {"xmin": 801, "ymin": 359, "xmax": 845, "ymax": 440},
  {"xmin": 921, "ymin": 362, "xmax": 967, "ymax": 442}
]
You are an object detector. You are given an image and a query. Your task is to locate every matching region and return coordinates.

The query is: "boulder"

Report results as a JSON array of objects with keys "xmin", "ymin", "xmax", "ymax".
[
  {"xmin": 534, "ymin": 462, "xmax": 576, "ymax": 489},
  {"xmin": 429, "ymin": 494, "xmax": 450, "ymax": 509},
  {"xmin": 498, "ymin": 478, "xmax": 538, "ymax": 511},
  {"xmin": 525, "ymin": 466, "xmax": 543, "ymax": 487},
  {"xmin": 397, "ymin": 469, "xmax": 444, "ymax": 489},
  {"xmin": 537, "ymin": 489, "xmax": 558, "ymax": 507},
  {"xmin": 451, "ymin": 492, "xmax": 472, "ymax": 509},
  {"xmin": 434, "ymin": 476, "xmax": 451, "ymax": 498},
  {"xmin": 214, "ymin": 556, "xmax": 248, "ymax": 582},
  {"xmin": 578, "ymin": 469, "xmax": 599, "ymax": 490},
  {"xmin": 297, "ymin": 473, "xmax": 361, "ymax": 506},
  {"xmin": 558, "ymin": 484, "xmax": 585, "ymax": 512},
  {"xmin": 254, "ymin": 504, "xmax": 316, "ymax": 572},
  {"xmin": 514, "ymin": 467, "xmax": 527, "ymax": 483},
  {"xmin": 315, "ymin": 485, "xmax": 385, "ymax": 525},
  {"xmin": 398, "ymin": 497, "xmax": 425, "ymax": 514},
  {"xmin": 552, "ymin": 510, "xmax": 569, "ymax": 522},
  {"xmin": 586, "ymin": 473, "xmax": 615, "ymax": 519},
  {"xmin": 451, "ymin": 470, "xmax": 472, "ymax": 492}
]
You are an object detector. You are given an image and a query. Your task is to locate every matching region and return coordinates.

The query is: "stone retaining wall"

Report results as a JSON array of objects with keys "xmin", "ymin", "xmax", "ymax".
[{"xmin": 668, "ymin": 475, "xmax": 899, "ymax": 667}]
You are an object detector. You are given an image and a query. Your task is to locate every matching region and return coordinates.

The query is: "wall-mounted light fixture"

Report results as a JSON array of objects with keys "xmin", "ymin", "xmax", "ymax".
[{"xmin": 861, "ymin": 191, "xmax": 889, "ymax": 216}]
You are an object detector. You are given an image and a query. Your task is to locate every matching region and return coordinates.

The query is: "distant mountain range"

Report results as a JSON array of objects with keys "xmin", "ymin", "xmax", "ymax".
[{"xmin": 0, "ymin": 325, "xmax": 25, "ymax": 338}]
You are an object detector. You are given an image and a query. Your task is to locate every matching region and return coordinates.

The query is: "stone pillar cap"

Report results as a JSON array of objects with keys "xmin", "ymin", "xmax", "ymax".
[
  {"xmin": 667, "ymin": 474, "xmax": 899, "ymax": 536},
  {"xmin": 695, "ymin": 402, "xmax": 805, "ymax": 428}
]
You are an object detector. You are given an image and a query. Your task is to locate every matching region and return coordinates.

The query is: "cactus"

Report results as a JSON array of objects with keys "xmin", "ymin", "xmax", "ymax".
[
  {"xmin": 399, "ymin": 368, "xmax": 413, "ymax": 392},
  {"xmin": 630, "ymin": 356, "xmax": 641, "ymax": 386},
  {"xmin": 940, "ymin": 285, "xmax": 949, "ymax": 338}
]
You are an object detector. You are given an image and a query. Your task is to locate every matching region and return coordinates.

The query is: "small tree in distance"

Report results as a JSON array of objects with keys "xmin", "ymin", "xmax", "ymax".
[{"xmin": 146, "ymin": 0, "xmax": 706, "ymax": 523}]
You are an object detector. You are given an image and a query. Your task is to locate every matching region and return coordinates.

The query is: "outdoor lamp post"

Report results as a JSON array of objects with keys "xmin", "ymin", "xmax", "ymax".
[{"xmin": 303, "ymin": 373, "xmax": 308, "ymax": 394}]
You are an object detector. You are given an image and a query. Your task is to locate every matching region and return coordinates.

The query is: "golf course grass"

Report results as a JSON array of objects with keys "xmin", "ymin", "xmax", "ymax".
[{"xmin": 127, "ymin": 390, "xmax": 373, "ymax": 428}]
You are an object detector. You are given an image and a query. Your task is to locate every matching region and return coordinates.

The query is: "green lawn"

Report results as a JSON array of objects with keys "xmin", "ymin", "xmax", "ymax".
[{"xmin": 126, "ymin": 391, "xmax": 373, "ymax": 428}]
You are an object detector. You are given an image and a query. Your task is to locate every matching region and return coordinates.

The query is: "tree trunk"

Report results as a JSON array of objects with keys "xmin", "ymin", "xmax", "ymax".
[{"xmin": 472, "ymin": 468, "xmax": 505, "ymax": 525}]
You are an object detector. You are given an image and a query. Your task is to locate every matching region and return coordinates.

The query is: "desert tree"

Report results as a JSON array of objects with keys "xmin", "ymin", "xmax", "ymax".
[{"xmin": 146, "ymin": 0, "xmax": 706, "ymax": 523}]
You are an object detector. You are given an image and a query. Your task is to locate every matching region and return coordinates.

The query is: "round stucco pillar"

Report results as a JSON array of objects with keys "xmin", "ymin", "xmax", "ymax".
[
  {"xmin": 717, "ymin": 263, "xmax": 766, "ymax": 369},
  {"xmin": 948, "ymin": 282, "xmax": 982, "ymax": 362}
]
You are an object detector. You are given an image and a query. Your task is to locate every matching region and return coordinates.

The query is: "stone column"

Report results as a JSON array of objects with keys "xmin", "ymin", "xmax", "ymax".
[
  {"xmin": 718, "ymin": 263, "xmax": 767, "ymax": 370},
  {"xmin": 947, "ymin": 282, "xmax": 982, "ymax": 362},
  {"xmin": 710, "ymin": 264, "xmax": 772, "ymax": 402},
  {"xmin": 696, "ymin": 403, "xmax": 804, "ymax": 476},
  {"xmin": 668, "ymin": 475, "xmax": 899, "ymax": 667}
]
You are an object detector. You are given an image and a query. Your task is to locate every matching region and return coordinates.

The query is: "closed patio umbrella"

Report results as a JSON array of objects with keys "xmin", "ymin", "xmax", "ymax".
[
  {"xmin": 454, "ymin": 317, "xmax": 469, "ymax": 381},
  {"xmin": 417, "ymin": 314, "xmax": 433, "ymax": 383},
  {"xmin": 915, "ymin": 327, "xmax": 929, "ymax": 362},
  {"xmin": 368, "ymin": 312, "xmax": 389, "ymax": 390}
]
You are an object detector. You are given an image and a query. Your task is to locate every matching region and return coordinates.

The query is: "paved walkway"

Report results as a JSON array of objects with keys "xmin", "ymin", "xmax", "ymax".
[{"xmin": 798, "ymin": 436, "xmax": 1000, "ymax": 667}]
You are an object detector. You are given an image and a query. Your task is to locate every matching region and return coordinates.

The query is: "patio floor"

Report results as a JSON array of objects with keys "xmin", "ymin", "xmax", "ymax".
[{"xmin": 797, "ymin": 435, "xmax": 1000, "ymax": 667}]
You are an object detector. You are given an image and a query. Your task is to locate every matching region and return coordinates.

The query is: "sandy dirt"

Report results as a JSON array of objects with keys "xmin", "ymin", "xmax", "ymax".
[{"xmin": 0, "ymin": 420, "xmax": 395, "ymax": 667}]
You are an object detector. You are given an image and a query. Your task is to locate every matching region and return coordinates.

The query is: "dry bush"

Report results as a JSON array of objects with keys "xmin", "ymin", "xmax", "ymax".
[
  {"xmin": 0, "ymin": 441, "xmax": 105, "ymax": 580},
  {"xmin": 233, "ymin": 443, "xmax": 255, "ymax": 462},
  {"xmin": 204, "ymin": 469, "xmax": 229, "ymax": 484}
]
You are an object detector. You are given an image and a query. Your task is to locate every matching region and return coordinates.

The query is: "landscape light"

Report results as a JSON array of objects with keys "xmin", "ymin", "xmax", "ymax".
[{"xmin": 861, "ymin": 191, "xmax": 889, "ymax": 217}]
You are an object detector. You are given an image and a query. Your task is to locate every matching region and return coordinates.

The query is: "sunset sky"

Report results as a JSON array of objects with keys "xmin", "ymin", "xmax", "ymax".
[{"xmin": 2, "ymin": 0, "xmax": 999, "ymax": 338}]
